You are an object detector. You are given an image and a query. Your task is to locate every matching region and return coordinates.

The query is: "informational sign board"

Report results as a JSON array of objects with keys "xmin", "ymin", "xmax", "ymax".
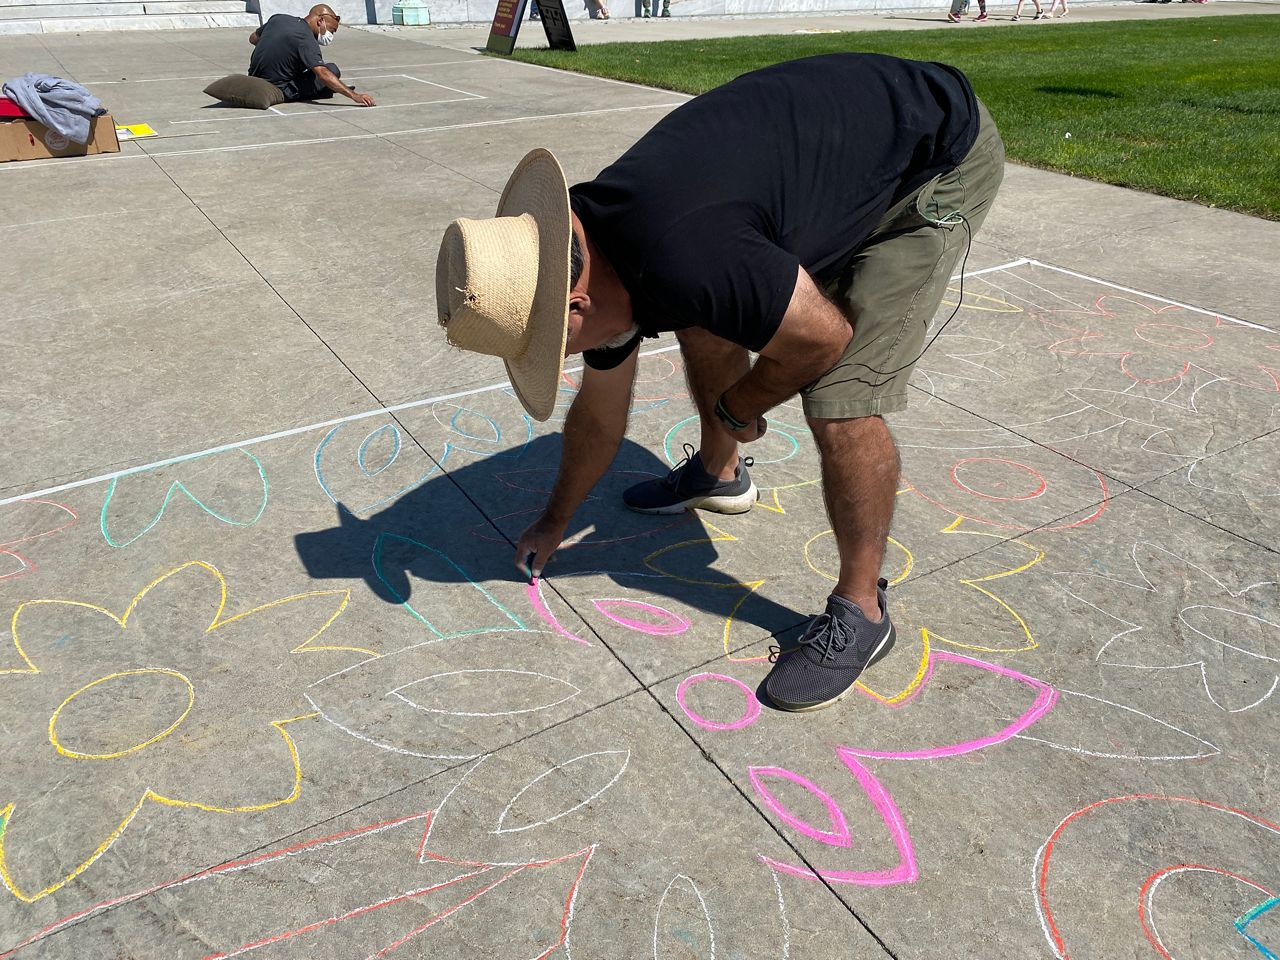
[
  {"xmin": 532, "ymin": 0, "xmax": 577, "ymax": 52},
  {"xmin": 486, "ymin": 0, "xmax": 576, "ymax": 55},
  {"xmin": 485, "ymin": 0, "xmax": 530, "ymax": 55}
]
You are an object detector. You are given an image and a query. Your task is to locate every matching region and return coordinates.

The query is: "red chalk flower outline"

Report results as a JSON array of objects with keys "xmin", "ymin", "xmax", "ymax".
[
  {"xmin": 0, "ymin": 500, "xmax": 76, "ymax": 582},
  {"xmin": 1041, "ymin": 295, "xmax": 1280, "ymax": 391}
]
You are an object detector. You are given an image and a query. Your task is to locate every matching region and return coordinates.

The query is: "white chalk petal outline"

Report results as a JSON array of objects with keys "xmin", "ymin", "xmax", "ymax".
[
  {"xmin": 494, "ymin": 750, "xmax": 631, "ymax": 835},
  {"xmin": 390, "ymin": 669, "xmax": 581, "ymax": 718},
  {"xmin": 652, "ymin": 874, "xmax": 716, "ymax": 960},
  {"xmin": 1013, "ymin": 689, "xmax": 1222, "ymax": 761}
]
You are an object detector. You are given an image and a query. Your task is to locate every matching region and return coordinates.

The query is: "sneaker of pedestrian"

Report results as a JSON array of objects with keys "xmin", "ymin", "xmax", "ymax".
[
  {"xmin": 974, "ymin": 10, "xmax": 988, "ymax": 19},
  {"xmin": 764, "ymin": 581, "xmax": 897, "ymax": 713},
  {"xmin": 622, "ymin": 444, "xmax": 757, "ymax": 515},
  {"xmin": 947, "ymin": 11, "xmax": 962, "ymax": 20},
  {"xmin": 1033, "ymin": 10, "xmax": 1046, "ymax": 17},
  {"xmin": 1011, "ymin": 13, "xmax": 1020, "ymax": 19}
]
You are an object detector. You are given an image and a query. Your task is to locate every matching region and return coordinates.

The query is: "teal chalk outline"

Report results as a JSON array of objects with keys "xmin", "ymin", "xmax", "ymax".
[
  {"xmin": 450, "ymin": 405, "xmax": 500, "ymax": 443},
  {"xmin": 314, "ymin": 424, "xmax": 447, "ymax": 514},
  {"xmin": 357, "ymin": 423, "xmax": 401, "ymax": 478},
  {"xmin": 439, "ymin": 403, "xmax": 534, "ymax": 459},
  {"xmin": 663, "ymin": 415, "xmax": 808, "ymax": 467},
  {"xmin": 100, "ymin": 448, "xmax": 268, "ymax": 548},
  {"xmin": 1237, "ymin": 898, "xmax": 1280, "ymax": 959},
  {"xmin": 373, "ymin": 532, "xmax": 526, "ymax": 638}
]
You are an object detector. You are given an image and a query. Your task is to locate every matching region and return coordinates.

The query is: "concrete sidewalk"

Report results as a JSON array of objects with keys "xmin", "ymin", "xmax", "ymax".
[{"xmin": 1, "ymin": 16, "xmax": 1278, "ymax": 960}]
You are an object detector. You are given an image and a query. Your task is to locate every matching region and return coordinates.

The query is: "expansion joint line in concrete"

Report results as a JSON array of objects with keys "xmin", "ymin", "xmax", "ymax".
[
  {"xmin": 16, "ymin": 681, "xmax": 647, "ymax": 954},
  {"xmin": 905, "ymin": 384, "xmax": 1126, "ymax": 492},
  {"xmin": 533, "ymin": 577, "xmax": 902, "ymax": 958},
  {"xmin": 912, "ymin": 385, "xmax": 1280, "ymax": 561},
  {"xmin": 1136, "ymin": 490, "xmax": 1280, "ymax": 560},
  {"xmin": 139, "ymin": 149, "xmax": 390, "ymax": 418},
  {"xmin": 377, "ymin": 406, "xmax": 901, "ymax": 958}
]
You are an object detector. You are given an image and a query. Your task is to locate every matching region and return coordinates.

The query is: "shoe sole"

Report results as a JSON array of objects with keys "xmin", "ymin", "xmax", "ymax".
[
  {"xmin": 625, "ymin": 483, "xmax": 758, "ymax": 516},
  {"xmin": 771, "ymin": 622, "xmax": 897, "ymax": 713}
]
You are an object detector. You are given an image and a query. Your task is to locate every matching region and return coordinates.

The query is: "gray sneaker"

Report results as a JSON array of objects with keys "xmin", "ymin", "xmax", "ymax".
[
  {"xmin": 622, "ymin": 444, "xmax": 758, "ymax": 515},
  {"xmin": 764, "ymin": 580, "xmax": 896, "ymax": 712}
]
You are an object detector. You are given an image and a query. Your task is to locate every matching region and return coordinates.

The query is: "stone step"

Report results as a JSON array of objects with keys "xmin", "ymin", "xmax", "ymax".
[
  {"xmin": 0, "ymin": 4, "xmax": 143, "ymax": 18},
  {"xmin": 0, "ymin": 10, "xmax": 257, "ymax": 31},
  {"xmin": 0, "ymin": 4, "xmax": 246, "ymax": 17},
  {"xmin": 144, "ymin": 0, "xmax": 249, "ymax": 12},
  {"xmin": 0, "ymin": 0, "xmax": 245, "ymax": 7}
]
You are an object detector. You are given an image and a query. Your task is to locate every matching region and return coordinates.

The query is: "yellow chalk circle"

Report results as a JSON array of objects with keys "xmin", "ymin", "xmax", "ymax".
[{"xmin": 48, "ymin": 669, "xmax": 195, "ymax": 760}]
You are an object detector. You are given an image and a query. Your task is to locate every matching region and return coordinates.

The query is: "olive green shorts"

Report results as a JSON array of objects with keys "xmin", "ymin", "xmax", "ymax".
[{"xmin": 801, "ymin": 99, "xmax": 1005, "ymax": 419}]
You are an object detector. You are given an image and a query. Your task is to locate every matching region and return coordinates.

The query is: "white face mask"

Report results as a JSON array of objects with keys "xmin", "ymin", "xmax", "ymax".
[{"xmin": 317, "ymin": 28, "xmax": 334, "ymax": 45}]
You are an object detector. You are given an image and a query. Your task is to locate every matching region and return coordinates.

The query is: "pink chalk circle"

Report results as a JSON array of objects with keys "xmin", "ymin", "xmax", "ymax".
[
  {"xmin": 591, "ymin": 598, "xmax": 690, "ymax": 636},
  {"xmin": 749, "ymin": 766, "xmax": 852, "ymax": 847},
  {"xmin": 676, "ymin": 673, "xmax": 761, "ymax": 731},
  {"xmin": 1133, "ymin": 322, "xmax": 1212, "ymax": 350},
  {"xmin": 950, "ymin": 457, "xmax": 1048, "ymax": 503}
]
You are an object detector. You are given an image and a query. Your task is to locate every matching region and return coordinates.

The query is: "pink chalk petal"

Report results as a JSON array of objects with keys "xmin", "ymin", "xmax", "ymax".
[
  {"xmin": 841, "ymin": 650, "xmax": 1059, "ymax": 761},
  {"xmin": 526, "ymin": 580, "xmax": 591, "ymax": 646},
  {"xmin": 750, "ymin": 766, "xmax": 852, "ymax": 848},
  {"xmin": 760, "ymin": 754, "xmax": 918, "ymax": 887},
  {"xmin": 592, "ymin": 599, "xmax": 690, "ymax": 636}
]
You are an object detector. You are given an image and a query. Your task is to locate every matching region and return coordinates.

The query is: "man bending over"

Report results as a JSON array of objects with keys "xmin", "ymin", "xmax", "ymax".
[{"xmin": 435, "ymin": 53, "xmax": 1004, "ymax": 712}]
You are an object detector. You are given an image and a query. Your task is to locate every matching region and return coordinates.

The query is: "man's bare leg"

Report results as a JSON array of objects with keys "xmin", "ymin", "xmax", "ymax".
[
  {"xmin": 676, "ymin": 326, "xmax": 751, "ymax": 480},
  {"xmin": 807, "ymin": 414, "xmax": 899, "ymax": 623}
]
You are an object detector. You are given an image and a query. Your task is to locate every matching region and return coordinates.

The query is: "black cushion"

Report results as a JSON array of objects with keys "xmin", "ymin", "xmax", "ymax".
[{"xmin": 203, "ymin": 74, "xmax": 285, "ymax": 110}]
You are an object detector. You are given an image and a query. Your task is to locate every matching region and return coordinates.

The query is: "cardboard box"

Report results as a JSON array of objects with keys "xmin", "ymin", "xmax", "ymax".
[{"xmin": 0, "ymin": 114, "xmax": 121, "ymax": 163}]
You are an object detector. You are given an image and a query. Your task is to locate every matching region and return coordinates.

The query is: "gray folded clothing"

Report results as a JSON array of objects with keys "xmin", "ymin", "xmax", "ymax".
[{"xmin": 2, "ymin": 73, "xmax": 104, "ymax": 144}]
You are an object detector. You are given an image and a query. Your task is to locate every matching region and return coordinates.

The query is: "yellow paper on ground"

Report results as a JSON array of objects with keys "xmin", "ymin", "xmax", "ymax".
[{"xmin": 115, "ymin": 123, "xmax": 157, "ymax": 139}]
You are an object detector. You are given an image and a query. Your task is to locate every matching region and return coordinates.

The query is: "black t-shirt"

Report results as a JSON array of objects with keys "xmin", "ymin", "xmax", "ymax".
[
  {"xmin": 249, "ymin": 14, "xmax": 324, "ymax": 87},
  {"xmin": 572, "ymin": 53, "xmax": 980, "ymax": 370}
]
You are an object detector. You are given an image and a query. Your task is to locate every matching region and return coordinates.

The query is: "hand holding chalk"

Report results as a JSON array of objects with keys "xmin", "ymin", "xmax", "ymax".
[{"xmin": 514, "ymin": 512, "xmax": 567, "ymax": 583}]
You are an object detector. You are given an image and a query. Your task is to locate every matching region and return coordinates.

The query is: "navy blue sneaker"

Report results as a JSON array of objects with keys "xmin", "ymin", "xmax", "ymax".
[
  {"xmin": 764, "ymin": 581, "xmax": 896, "ymax": 712},
  {"xmin": 623, "ymin": 444, "xmax": 757, "ymax": 515}
]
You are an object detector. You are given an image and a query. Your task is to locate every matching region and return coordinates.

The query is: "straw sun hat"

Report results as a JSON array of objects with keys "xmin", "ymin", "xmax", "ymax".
[{"xmin": 435, "ymin": 148, "xmax": 571, "ymax": 422}]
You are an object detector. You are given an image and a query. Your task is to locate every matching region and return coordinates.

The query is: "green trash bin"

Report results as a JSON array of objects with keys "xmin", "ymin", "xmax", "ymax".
[{"xmin": 392, "ymin": 0, "xmax": 430, "ymax": 24}]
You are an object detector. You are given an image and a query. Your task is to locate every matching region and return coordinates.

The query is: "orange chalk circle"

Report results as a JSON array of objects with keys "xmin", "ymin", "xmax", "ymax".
[{"xmin": 949, "ymin": 458, "xmax": 1048, "ymax": 503}]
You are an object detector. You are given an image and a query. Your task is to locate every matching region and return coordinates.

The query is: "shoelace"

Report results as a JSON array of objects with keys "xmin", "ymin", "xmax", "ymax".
[
  {"xmin": 798, "ymin": 612, "xmax": 854, "ymax": 662},
  {"xmin": 661, "ymin": 443, "xmax": 699, "ymax": 492},
  {"xmin": 768, "ymin": 612, "xmax": 853, "ymax": 664},
  {"xmin": 769, "ymin": 583, "xmax": 888, "ymax": 665},
  {"xmin": 660, "ymin": 443, "xmax": 754, "ymax": 493}
]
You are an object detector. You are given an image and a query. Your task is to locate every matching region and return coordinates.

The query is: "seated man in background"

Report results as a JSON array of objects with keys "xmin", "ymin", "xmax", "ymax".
[{"xmin": 249, "ymin": 4, "xmax": 375, "ymax": 106}]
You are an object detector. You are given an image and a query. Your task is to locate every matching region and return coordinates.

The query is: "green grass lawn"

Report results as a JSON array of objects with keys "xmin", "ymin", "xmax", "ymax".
[{"xmin": 511, "ymin": 16, "xmax": 1280, "ymax": 219}]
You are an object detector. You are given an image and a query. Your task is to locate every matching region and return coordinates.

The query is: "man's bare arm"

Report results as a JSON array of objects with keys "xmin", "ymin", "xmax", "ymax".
[
  {"xmin": 312, "ymin": 65, "xmax": 376, "ymax": 106},
  {"xmin": 720, "ymin": 265, "xmax": 851, "ymax": 426},
  {"xmin": 513, "ymin": 346, "xmax": 638, "ymax": 577}
]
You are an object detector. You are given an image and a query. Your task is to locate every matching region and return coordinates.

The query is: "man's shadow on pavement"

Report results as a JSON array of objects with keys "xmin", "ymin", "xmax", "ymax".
[{"xmin": 294, "ymin": 433, "xmax": 808, "ymax": 644}]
